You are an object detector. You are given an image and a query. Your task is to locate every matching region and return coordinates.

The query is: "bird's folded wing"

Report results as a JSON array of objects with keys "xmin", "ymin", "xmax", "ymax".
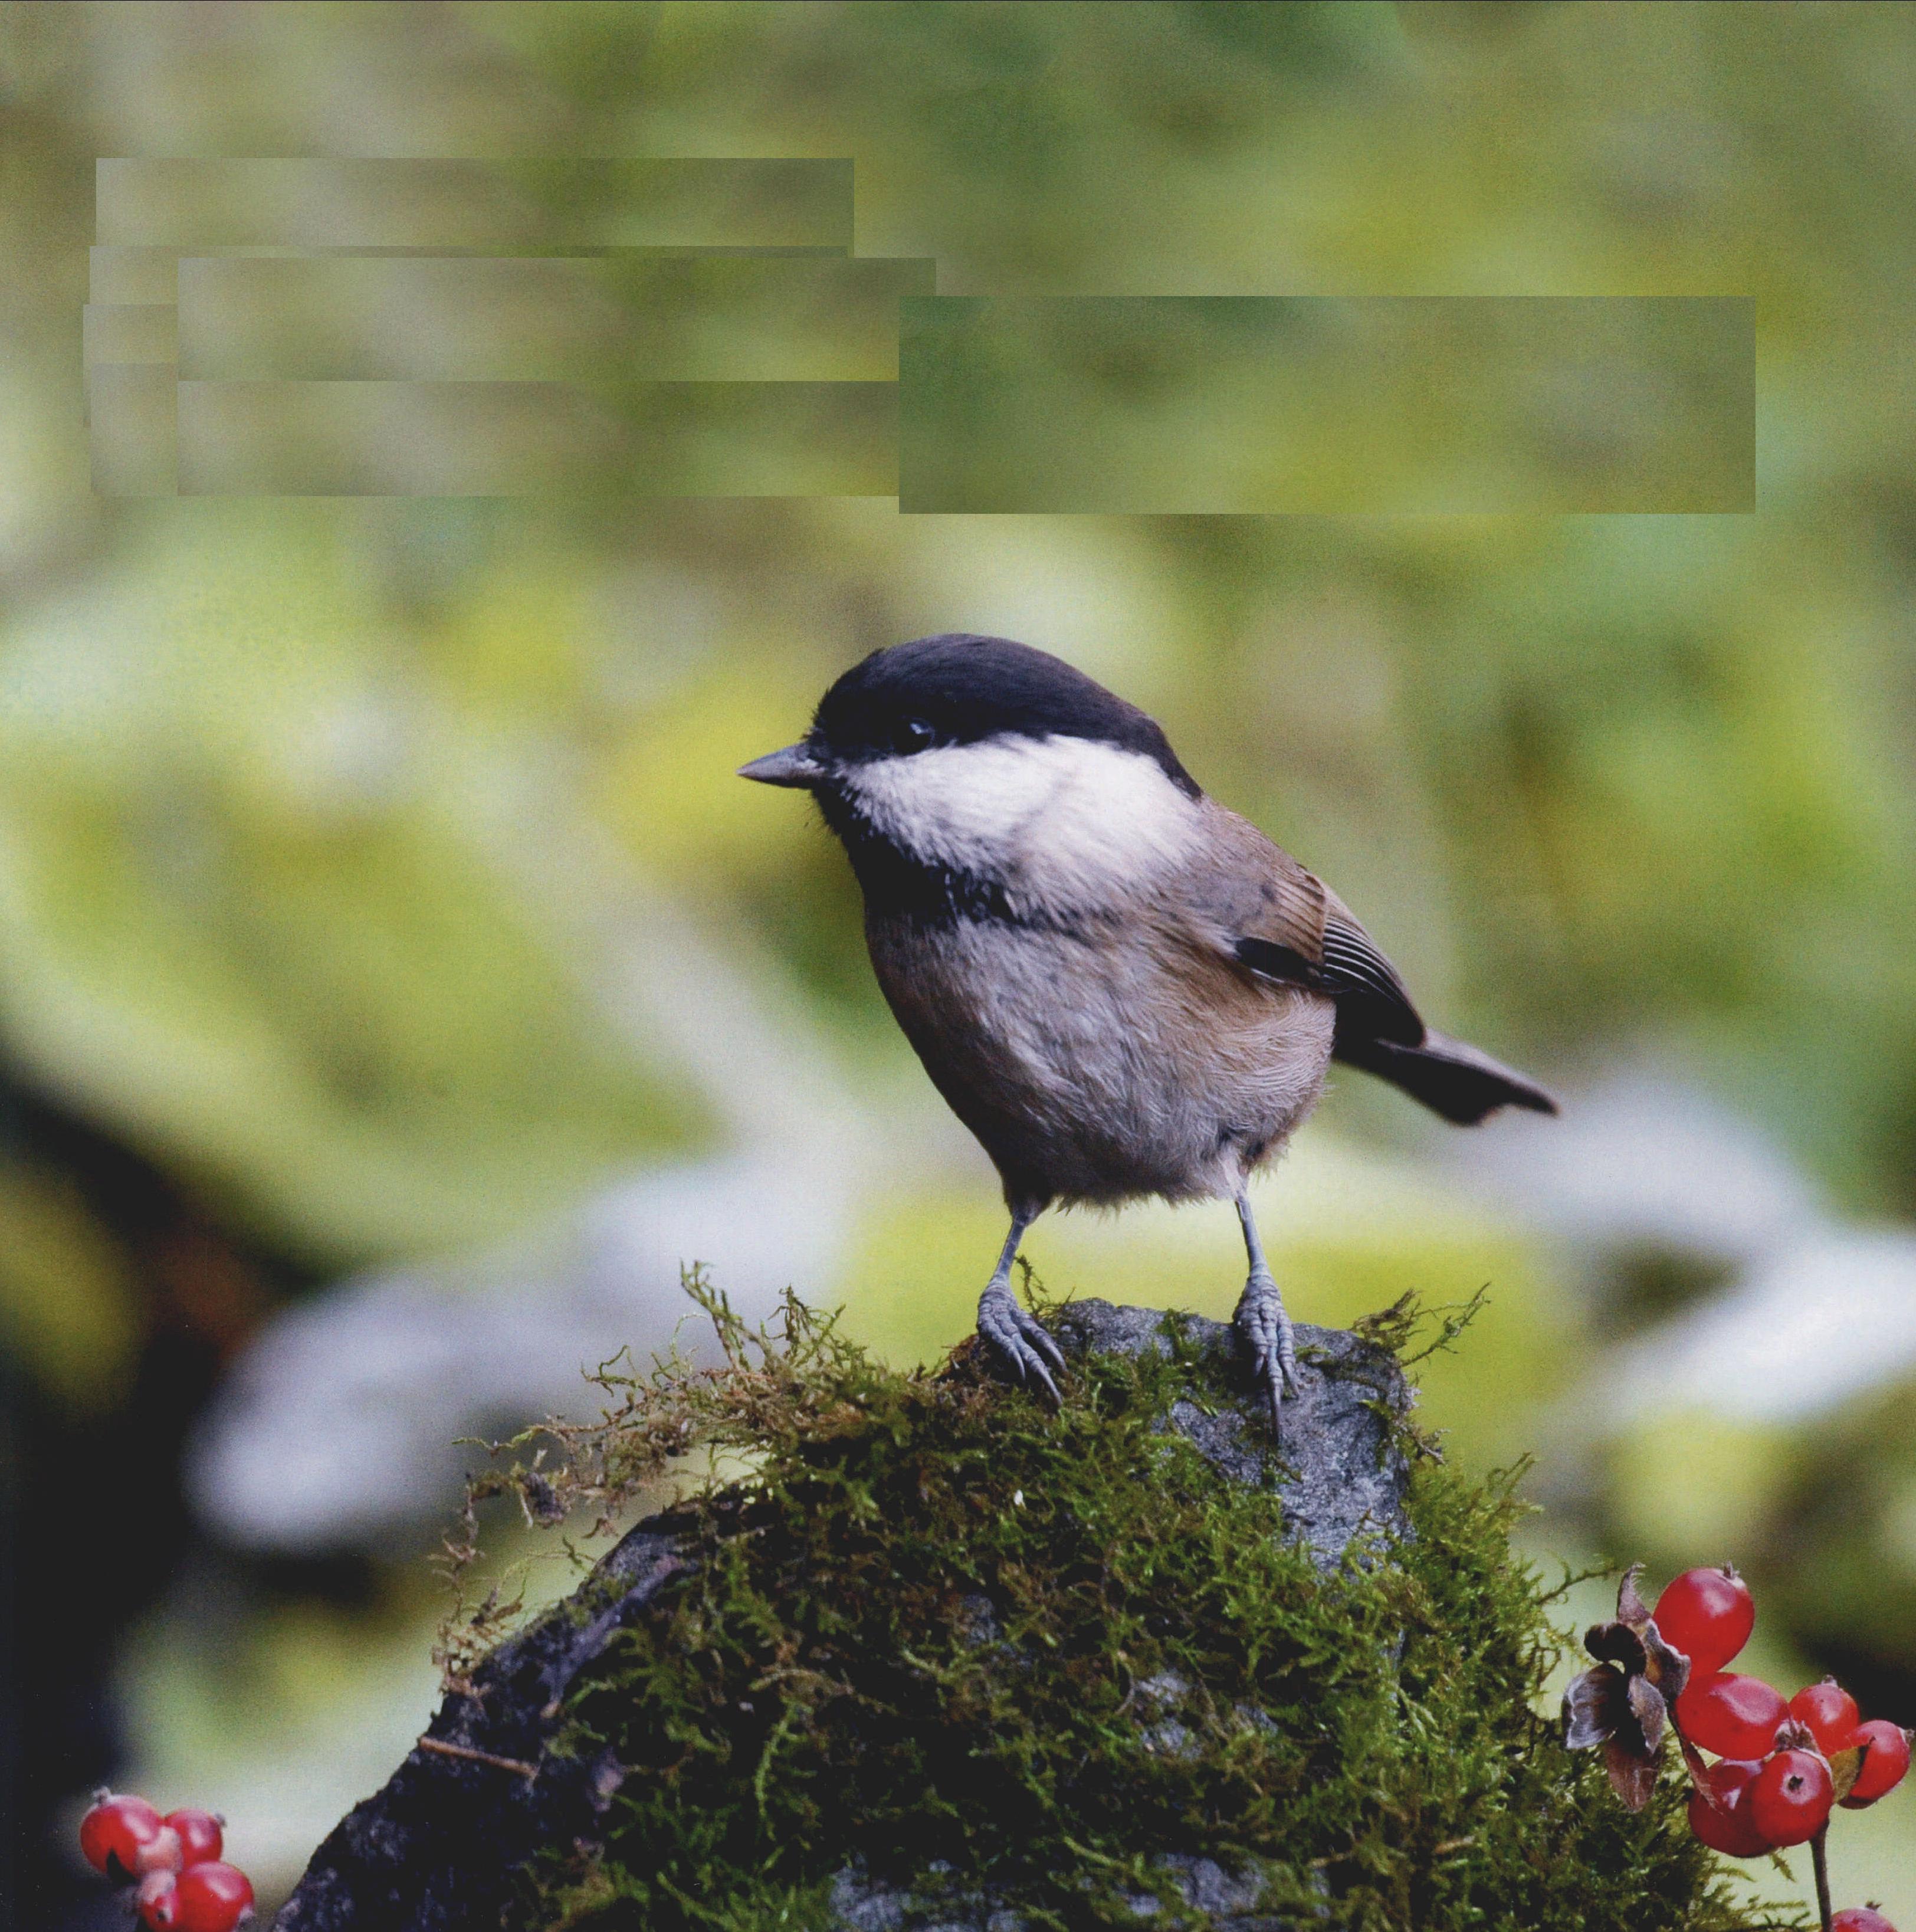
[
  {"xmin": 1190, "ymin": 808, "xmax": 1426, "ymax": 1048},
  {"xmin": 1180, "ymin": 805, "xmax": 1554, "ymax": 1123}
]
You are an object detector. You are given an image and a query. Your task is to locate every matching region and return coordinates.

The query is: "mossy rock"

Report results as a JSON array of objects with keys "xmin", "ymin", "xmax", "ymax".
[{"xmin": 274, "ymin": 1297, "xmax": 1774, "ymax": 1932}]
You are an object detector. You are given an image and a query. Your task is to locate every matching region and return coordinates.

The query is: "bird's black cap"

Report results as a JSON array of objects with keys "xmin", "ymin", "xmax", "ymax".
[{"xmin": 806, "ymin": 633, "xmax": 1200, "ymax": 795}]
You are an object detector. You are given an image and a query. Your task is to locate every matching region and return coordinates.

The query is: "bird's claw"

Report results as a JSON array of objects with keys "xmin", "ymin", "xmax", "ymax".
[
  {"xmin": 977, "ymin": 1285, "xmax": 1065, "ymax": 1406},
  {"xmin": 1234, "ymin": 1272, "xmax": 1296, "ymax": 1437}
]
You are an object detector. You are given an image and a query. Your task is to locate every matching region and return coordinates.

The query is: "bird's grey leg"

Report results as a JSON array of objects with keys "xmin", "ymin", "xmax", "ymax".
[
  {"xmin": 976, "ymin": 1205, "xmax": 1065, "ymax": 1405},
  {"xmin": 1233, "ymin": 1189, "xmax": 1296, "ymax": 1434}
]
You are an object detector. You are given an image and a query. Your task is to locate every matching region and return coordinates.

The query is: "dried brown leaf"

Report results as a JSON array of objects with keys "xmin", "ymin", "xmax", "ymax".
[
  {"xmin": 1584, "ymin": 1620, "xmax": 1648, "ymax": 1674},
  {"xmin": 1604, "ymin": 1736, "xmax": 1661, "ymax": 1810},
  {"xmin": 1564, "ymin": 1664, "xmax": 1624, "ymax": 1751},
  {"xmin": 1616, "ymin": 1563, "xmax": 1651, "ymax": 1630},
  {"xmin": 1638, "ymin": 1620, "xmax": 1691, "ymax": 1704},
  {"xmin": 1628, "ymin": 1671, "xmax": 1668, "ymax": 1756}
]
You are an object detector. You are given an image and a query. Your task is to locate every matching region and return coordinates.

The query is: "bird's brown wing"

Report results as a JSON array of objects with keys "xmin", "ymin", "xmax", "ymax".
[
  {"xmin": 1185, "ymin": 803, "xmax": 1424, "ymax": 1044},
  {"xmin": 1182, "ymin": 803, "xmax": 1555, "ymax": 1124}
]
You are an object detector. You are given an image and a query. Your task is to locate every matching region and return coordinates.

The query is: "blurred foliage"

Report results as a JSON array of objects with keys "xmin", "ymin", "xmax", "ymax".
[
  {"xmin": 0, "ymin": 506, "xmax": 721, "ymax": 1262},
  {"xmin": 1766, "ymin": 1375, "xmax": 1916, "ymax": 1697},
  {"xmin": 0, "ymin": 1157, "xmax": 139, "ymax": 1407},
  {"xmin": 4, "ymin": 0, "xmax": 1916, "ymax": 1919}
]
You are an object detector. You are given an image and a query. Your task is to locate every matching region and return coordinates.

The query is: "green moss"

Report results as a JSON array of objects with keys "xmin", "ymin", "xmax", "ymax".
[{"xmin": 498, "ymin": 1287, "xmax": 1794, "ymax": 1931}]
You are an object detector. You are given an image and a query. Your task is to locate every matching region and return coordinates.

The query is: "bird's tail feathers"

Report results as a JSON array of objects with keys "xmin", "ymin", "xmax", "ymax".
[{"xmin": 1333, "ymin": 1026, "xmax": 1557, "ymax": 1126}]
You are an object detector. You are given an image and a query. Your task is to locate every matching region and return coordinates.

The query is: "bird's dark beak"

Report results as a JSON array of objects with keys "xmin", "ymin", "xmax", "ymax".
[{"xmin": 737, "ymin": 743, "xmax": 825, "ymax": 788}]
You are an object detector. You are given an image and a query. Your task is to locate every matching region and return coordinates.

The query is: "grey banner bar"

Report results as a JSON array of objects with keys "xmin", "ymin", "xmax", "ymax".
[
  {"xmin": 96, "ymin": 160, "xmax": 854, "ymax": 253},
  {"xmin": 176, "ymin": 255, "xmax": 936, "ymax": 382},
  {"xmin": 175, "ymin": 381, "xmax": 897, "ymax": 495},
  {"xmin": 88, "ymin": 365, "xmax": 176, "ymax": 494},
  {"xmin": 90, "ymin": 242, "xmax": 852, "ymax": 305},
  {"xmin": 97, "ymin": 159, "xmax": 854, "ymax": 249},
  {"xmin": 83, "ymin": 303, "xmax": 177, "ymax": 364},
  {"xmin": 900, "ymin": 297, "xmax": 1754, "ymax": 513}
]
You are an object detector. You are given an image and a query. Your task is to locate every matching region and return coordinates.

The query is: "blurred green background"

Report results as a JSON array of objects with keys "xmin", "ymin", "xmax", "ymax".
[{"xmin": 5, "ymin": 2, "xmax": 1916, "ymax": 1925}]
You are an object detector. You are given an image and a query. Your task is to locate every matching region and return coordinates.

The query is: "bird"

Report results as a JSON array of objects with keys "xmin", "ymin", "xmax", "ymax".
[{"xmin": 740, "ymin": 633, "xmax": 1556, "ymax": 1432}]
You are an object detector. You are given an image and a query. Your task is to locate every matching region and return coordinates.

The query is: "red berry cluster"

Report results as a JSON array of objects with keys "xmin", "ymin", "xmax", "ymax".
[
  {"xmin": 1652, "ymin": 1567, "xmax": 1910, "ymax": 1928},
  {"xmin": 78, "ymin": 1792, "xmax": 255, "ymax": 1931}
]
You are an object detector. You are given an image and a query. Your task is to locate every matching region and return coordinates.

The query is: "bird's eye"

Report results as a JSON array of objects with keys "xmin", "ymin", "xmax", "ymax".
[{"xmin": 899, "ymin": 718, "xmax": 936, "ymax": 752}]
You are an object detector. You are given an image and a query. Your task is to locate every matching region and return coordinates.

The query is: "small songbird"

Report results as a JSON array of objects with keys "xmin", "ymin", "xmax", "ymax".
[{"xmin": 741, "ymin": 634, "xmax": 1555, "ymax": 1431}]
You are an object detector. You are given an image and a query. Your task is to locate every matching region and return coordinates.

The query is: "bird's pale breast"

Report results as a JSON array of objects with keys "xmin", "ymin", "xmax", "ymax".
[{"xmin": 867, "ymin": 909, "xmax": 1335, "ymax": 1209}]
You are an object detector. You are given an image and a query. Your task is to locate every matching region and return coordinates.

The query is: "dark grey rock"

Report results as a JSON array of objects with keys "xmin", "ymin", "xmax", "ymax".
[
  {"xmin": 271, "ymin": 1302, "xmax": 1409, "ymax": 1930},
  {"xmin": 832, "ymin": 1850, "xmax": 1304, "ymax": 1932},
  {"xmin": 830, "ymin": 1865, "xmax": 1026, "ymax": 1932},
  {"xmin": 1131, "ymin": 1668, "xmax": 1199, "ymax": 1759},
  {"xmin": 1126, "ymin": 1854, "xmax": 1275, "ymax": 1920},
  {"xmin": 1049, "ymin": 1300, "xmax": 1410, "ymax": 1569}
]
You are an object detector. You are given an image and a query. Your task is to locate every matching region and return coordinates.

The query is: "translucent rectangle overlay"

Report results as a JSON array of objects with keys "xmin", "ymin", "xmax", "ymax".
[
  {"xmin": 90, "ymin": 242, "xmax": 852, "ymax": 304},
  {"xmin": 177, "ymin": 255, "xmax": 936, "ymax": 382},
  {"xmin": 83, "ymin": 303, "xmax": 178, "ymax": 365},
  {"xmin": 88, "ymin": 366, "xmax": 176, "ymax": 494},
  {"xmin": 175, "ymin": 381, "xmax": 896, "ymax": 496},
  {"xmin": 97, "ymin": 160, "xmax": 854, "ymax": 249},
  {"xmin": 900, "ymin": 297, "xmax": 1754, "ymax": 513}
]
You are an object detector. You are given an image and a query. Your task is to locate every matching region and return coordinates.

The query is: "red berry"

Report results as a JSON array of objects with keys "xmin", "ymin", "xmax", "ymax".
[
  {"xmin": 137, "ymin": 1871, "xmax": 180, "ymax": 1931},
  {"xmin": 1675, "ymin": 1672, "xmax": 1789, "ymax": 1760},
  {"xmin": 1840, "ymin": 1720, "xmax": 1912, "ymax": 1809},
  {"xmin": 1830, "ymin": 1911, "xmax": 1898, "ymax": 1932},
  {"xmin": 1789, "ymin": 1678, "xmax": 1861, "ymax": 1754},
  {"xmin": 1750, "ymin": 1747, "xmax": 1835, "ymax": 1847},
  {"xmin": 165, "ymin": 1809, "xmax": 225, "ymax": 1868},
  {"xmin": 79, "ymin": 1792, "xmax": 165, "ymax": 1881},
  {"xmin": 1686, "ymin": 1757, "xmax": 1774, "ymax": 1858},
  {"xmin": 1653, "ymin": 1566, "xmax": 1756, "ymax": 1674},
  {"xmin": 173, "ymin": 1861, "xmax": 255, "ymax": 1932},
  {"xmin": 138, "ymin": 1825, "xmax": 185, "ymax": 1876}
]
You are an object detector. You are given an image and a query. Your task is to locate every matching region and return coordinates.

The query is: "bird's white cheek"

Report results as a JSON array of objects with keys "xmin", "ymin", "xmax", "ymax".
[
  {"xmin": 849, "ymin": 742, "xmax": 1052, "ymax": 871},
  {"xmin": 845, "ymin": 737, "xmax": 1198, "ymax": 904},
  {"xmin": 1022, "ymin": 765, "xmax": 1195, "ymax": 902}
]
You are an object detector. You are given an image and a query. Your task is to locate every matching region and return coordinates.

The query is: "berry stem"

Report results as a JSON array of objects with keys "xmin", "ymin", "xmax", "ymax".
[
  {"xmin": 1810, "ymin": 1825, "xmax": 1832, "ymax": 1932},
  {"xmin": 1672, "ymin": 1724, "xmax": 1717, "ymax": 1800}
]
